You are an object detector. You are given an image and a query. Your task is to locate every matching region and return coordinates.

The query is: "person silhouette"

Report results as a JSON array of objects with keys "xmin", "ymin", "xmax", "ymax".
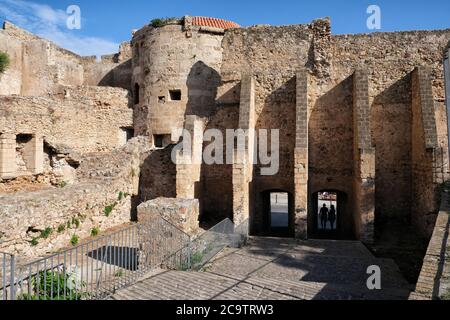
[
  {"xmin": 319, "ymin": 204, "xmax": 329, "ymax": 230},
  {"xmin": 328, "ymin": 205, "xmax": 336, "ymax": 230}
]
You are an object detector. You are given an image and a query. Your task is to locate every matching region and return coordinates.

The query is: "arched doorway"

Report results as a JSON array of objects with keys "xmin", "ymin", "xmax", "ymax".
[
  {"xmin": 257, "ymin": 190, "xmax": 294, "ymax": 238},
  {"xmin": 310, "ymin": 190, "xmax": 350, "ymax": 240}
]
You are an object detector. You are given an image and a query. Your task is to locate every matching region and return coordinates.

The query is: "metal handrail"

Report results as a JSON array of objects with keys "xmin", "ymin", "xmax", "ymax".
[{"xmin": 0, "ymin": 216, "xmax": 249, "ymax": 300}]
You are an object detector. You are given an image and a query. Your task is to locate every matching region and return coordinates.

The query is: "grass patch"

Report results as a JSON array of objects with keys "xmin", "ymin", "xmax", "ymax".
[
  {"xmin": 40, "ymin": 227, "xmax": 53, "ymax": 239},
  {"xmin": 90, "ymin": 227, "xmax": 100, "ymax": 237},
  {"xmin": 115, "ymin": 269, "xmax": 124, "ymax": 278},
  {"xmin": 70, "ymin": 234, "xmax": 79, "ymax": 246},
  {"xmin": 30, "ymin": 238, "xmax": 39, "ymax": 246},
  {"xmin": 29, "ymin": 226, "xmax": 53, "ymax": 245},
  {"xmin": 104, "ymin": 203, "xmax": 117, "ymax": 217},
  {"xmin": 57, "ymin": 224, "xmax": 65, "ymax": 233},
  {"xmin": 118, "ymin": 191, "xmax": 129, "ymax": 201}
]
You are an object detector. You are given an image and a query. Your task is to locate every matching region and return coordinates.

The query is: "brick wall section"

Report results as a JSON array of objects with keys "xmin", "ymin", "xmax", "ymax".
[
  {"xmin": 353, "ymin": 69, "xmax": 375, "ymax": 244},
  {"xmin": 294, "ymin": 69, "xmax": 309, "ymax": 239},
  {"xmin": 411, "ymin": 67, "xmax": 443, "ymax": 238},
  {"xmin": 233, "ymin": 75, "xmax": 256, "ymax": 225},
  {"xmin": 410, "ymin": 192, "xmax": 450, "ymax": 300}
]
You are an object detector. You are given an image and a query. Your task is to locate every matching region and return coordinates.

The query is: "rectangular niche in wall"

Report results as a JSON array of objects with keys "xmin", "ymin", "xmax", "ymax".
[
  {"xmin": 15, "ymin": 134, "xmax": 43, "ymax": 176},
  {"xmin": 169, "ymin": 89, "xmax": 182, "ymax": 101},
  {"xmin": 16, "ymin": 134, "xmax": 33, "ymax": 175},
  {"xmin": 119, "ymin": 127, "xmax": 135, "ymax": 146},
  {"xmin": 153, "ymin": 134, "xmax": 171, "ymax": 149}
]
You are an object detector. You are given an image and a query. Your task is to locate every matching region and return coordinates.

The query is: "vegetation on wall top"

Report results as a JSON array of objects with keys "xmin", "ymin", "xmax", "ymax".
[
  {"xmin": 0, "ymin": 51, "xmax": 10, "ymax": 74},
  {"xmin": 150, "ymin": 17, "xmax": 181, "ymax": 28}
]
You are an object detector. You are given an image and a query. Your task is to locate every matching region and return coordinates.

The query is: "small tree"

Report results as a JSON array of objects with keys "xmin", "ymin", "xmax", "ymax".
[{"xmin": 0, "ymin": 52, "xmax": 10, "ymax": 74}]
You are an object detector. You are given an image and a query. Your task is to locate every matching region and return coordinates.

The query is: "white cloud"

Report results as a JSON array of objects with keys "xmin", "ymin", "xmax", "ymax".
[{"xmin": 0, "ymin": 0, "xmax": 119, "ymax": 57}]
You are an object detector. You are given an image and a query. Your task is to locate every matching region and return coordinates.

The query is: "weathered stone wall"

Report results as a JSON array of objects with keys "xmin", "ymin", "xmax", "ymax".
[
  {"xmin": 137, "ymin": 197, "xmax": 200, "ymax": 236},
  {"xmin": 138, "ymin": 145, "xmax": 176, "ymax": 202},
  {"xmin": 0, "ymin": 86, "xmax": 133, "ymax": 155},
  {"xmin": 201, "ymin": 106, "xmax": 239, "ymax": 225},
  {"xmin": 331, "ymin": 30, "xmax": 450, "ymax": 229},
  {"xmin": 411, "ymin": 67, "xmax": 444, "ymax": 238},
  {"xmin": 0, "ymin": 23, "xmax": 23, "ymax": 95},
  {"xmin": 216, "ymin": 20, "xmax": 450, "ymax": 240},
  {"xmin": 410, "ymin": 192, "xmax": 450, "ymax": 300},
  {"xmin": 82, "ymin": 42, "xmax": 132, "ymax": 90},
  {"xmin": 0, "ymin": 22, "xmax": 132, "ymax": 96},
  {"xmin": 0, "ymin": 138, "xmax": 151, "ymax": 259},
  {"xmin": 219, "ymin": 22, "xmax": 315, "ymax": 235}
]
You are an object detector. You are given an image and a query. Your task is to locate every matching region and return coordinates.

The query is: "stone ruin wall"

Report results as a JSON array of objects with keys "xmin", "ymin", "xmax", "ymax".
[
  {"xmin": 0, "ymin": 137, "xmax": 152, "ymax": 259},
  {"xmin": 0, "ymin": 21, "xmax": 132, "ymax": 96},
  {"xmin": 0, "ymin": 86, "xmax": 133, "ymax": 155},
  {"xmin": 330, "ymin": 29, "xmax": 450, "ymax": 237},
  {"xmin": 132, "ymin": 23, "xmax": 224, "ymax": 140},
  {"xmin": 1, "ymin": 15, "xmax": 450, "ymax": 258},
  {"xmin": 205, "ymin": 19, "xmax": 450, "ymax": 238}
]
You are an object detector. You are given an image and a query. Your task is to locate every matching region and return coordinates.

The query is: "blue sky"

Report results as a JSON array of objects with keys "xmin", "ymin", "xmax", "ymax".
[{"xmin": 1, "ymin": 0, "xmax": 449, "ymax": 56}]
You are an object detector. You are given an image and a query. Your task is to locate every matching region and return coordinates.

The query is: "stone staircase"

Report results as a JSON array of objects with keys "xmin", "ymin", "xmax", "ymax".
[{"xmin": 111, "ymin": 237, "xmax": 413, "ymax": 300}]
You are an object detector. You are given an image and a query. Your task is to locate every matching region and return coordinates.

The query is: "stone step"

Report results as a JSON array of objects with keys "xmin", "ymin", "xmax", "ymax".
[
  {"xmin": 207, "ymin": 248, "xmax": 410, "ymax": 290},
  {"xmin": 110, "ymin": 269, "xmax": 410, "ymax": 300}
]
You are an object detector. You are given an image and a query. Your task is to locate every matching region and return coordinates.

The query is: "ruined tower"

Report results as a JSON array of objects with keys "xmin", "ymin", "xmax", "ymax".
[{"xmin": 131, "ymin": 16, "xmax": 240, "ymax": 147}]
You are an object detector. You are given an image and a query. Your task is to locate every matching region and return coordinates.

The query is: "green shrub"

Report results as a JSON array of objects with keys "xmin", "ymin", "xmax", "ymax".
[
  {"xmin": 40, "ymin": 227, "xmax": 53, "ymax": 239},
  {"xmin": 150, "ymin": 17, "xmax": 179, "ymax": 28},
  {"xmin": 18, "ymin": 270, "xmax": 86, "ymax": 300},
  {"xmin": 191, "ymin": 251, "xmax": 204, "ymax": 266},
  {"xmin": 90, "ymin": 227, "xmax": 100, "ymax": 237},
  {"xmin": 57, "ymin": 224, "xmax": 65, "ymax": 233},
  {"xmin": 70, "ymin": 234, "xmax": 79, "ymax": 246},
  {"xmin": 104, "ymin": 203, "xmax": 117, "ymax": 217},
  {"xmin": 30, "ymin": 238, "xmax": 39, "ymax": 246},
  {"xmin": 114, "ymin": 269, "xmax": 124, "ymax": 278},
  {"xmin": 0, "ymin": 52, "xmax": 10, "ymax": 74}
]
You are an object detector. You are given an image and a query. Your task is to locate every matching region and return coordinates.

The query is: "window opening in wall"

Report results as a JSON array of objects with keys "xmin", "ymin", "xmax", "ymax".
[
  {"xmin": 169, "ymin": 89, "xmax": 182, "ymax": 101},
  {"xmin": 317, "ymin": 191, "xmax": 338, "ymax": 231},
  {"xmin": 154, "ymin": 135, "xmax": 164, "ymax": 148},
  {"xmin": 158, "ymin": 96, "xmax": 166, "ymax": 104},
  {"xmin": 153, "ymin": 134, "xmax": 171, "ymax": 149}
]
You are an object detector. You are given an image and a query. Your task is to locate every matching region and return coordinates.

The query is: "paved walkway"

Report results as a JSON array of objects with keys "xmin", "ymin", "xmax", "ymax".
[{"xmin": 111, "ymin": 237, "xmax": 412, "ymax": 300}]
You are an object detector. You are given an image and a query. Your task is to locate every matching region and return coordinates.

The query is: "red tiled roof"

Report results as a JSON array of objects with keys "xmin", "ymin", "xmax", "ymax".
[{"xmin": 192, "ymin": 17, "xmax": 240, "ymax": 30}]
